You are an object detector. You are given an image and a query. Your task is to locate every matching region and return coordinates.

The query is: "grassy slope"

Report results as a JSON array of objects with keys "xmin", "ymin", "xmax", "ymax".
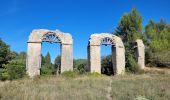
[{"xmin": 0, "ymin": 67, "xmax": 170, "ymax": 100}]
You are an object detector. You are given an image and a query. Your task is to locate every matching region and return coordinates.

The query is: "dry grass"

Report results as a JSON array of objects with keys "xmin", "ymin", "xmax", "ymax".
[
  {"xmin": 0, "ymin": 68, "xmax": 170, "ymax": 100},
  {"xmin": 111, "ymin": 74, "xmax": 170, "ymax": 100},
  {"xmin": 0, "ymin": 75, "xmax": 110, "ymax": 100}
]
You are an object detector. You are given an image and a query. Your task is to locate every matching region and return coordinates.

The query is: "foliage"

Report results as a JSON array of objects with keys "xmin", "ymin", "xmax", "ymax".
[
  {"xmin": 73, "ymin": 59, "xmax": 87, "ymax": 74},
  {"xmin": 86, "ymin": 72, "xmax": 101, "ymax": 77},
  {"xmin": 41, "ymin": 52, "xmax": 54, "ymax": 75},
  {"xmin": 61, "ymin": 71, "xmax": 78, "ymax": 78},
  {"xmin": 0, "ymin": 52, "xmax": 26, "ymax": 80},
  {"xmin": 0, "ymin": 39, "xmax": 26, "ymax": 80},
  {"xmin": 54, "ymin": 55, "xmax": 61, "ymax": 74},
  {"xmin": 0, "ymin": 39, "xmax": 14, "ymax": 68},
  {"xmin": 145, "ymin": 19, "xmax": 170, "ymax": 67},
  {"xmin": 146, "ymin": 48, "xmax": 170, "ymax": 67},
  {"xmin": 116, "ymin": 8, "xmax": 143, "ymax": 72},
  {"xmin": 116, "ymin": 8, "xmax": 144, "ymax": 43},
  {"xmin": 126, "ymin": 53, "xmax": 140, "ymax": 73},
  {"xmin": 145, "ymin": 19, "xmax": 170, "ymax": 52},
  {"xmin": 101, "ymin": 55, "xmax": 113, "ymax": 75}
]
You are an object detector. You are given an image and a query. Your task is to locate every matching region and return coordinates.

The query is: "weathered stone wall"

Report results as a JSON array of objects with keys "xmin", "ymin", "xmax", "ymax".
[
  {"xmin": 135, "ymin": 39, "xmax": 145, "ymax": 69},
  {"xmin": 27, "ymin": 29, "xmax": 73, "ymax": 78},
  {"xmin": 88, "ymin": 45, "xmax": 101, "ymax": 73},
  {"xmin": 26, "ymin": 43, "xmax": 41, "ymax": 78},
  {"xmin": 61, "ymin": 44, "xmax": 73, "ymax": 73}
]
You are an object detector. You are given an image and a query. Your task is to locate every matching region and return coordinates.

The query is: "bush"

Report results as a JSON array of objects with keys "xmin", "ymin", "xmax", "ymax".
[
  {"xmin": 126, "ymin": 53, "xmax": 140, "ymax": 74},
  {"xmin": 145, "ymin": 47, "xmax": 170, "ymax": 67},
  {"xmin": 0, "ymin": 61, "xmax": 26, "ymax": 80},
  {"xmin": 101, "ymin": 55, "xmax": 113, "ymax": 75},
  {"xmin": 86, "ymin": 72, "xmax": 101, "ymax": 77},
  {"xmin": 73, "ymin": 59, "xmax": 87, "ymax": 74},
  {"xmin": 40, "ymin": 64, "xmax": 53, "ymax": 75},
  {"xmin": 61, "ymin": 71, "xmax": 78, "ymax": 78},
  {"xmin": 74, "ymin": 63, "xmax": 86, "ymax": 74}
]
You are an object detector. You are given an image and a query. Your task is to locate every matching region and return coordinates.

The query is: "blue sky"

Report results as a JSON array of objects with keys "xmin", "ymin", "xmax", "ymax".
[{"xmin": 0, "ymin": 0, "xmax": 170, "ymax": 62}]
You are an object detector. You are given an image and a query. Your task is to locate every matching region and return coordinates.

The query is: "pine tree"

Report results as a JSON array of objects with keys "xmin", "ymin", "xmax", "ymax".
[
  {"xmin": 145, "ymin": 19, "xmax": 170, "ymax": 67},
  {"xmin": 116, "ymin": 8, "xmax": 144, "ymax": 72},
  {"xmin": 54, "ymin": 55, "xmax": 61, "ymax": 74},
  {"xmin": 0, "ymin": 39, "xmax": 11, "ymax": 68},
  {"xmin": 116, "ymin": 8, "xmax": 143, "ymax": 43},
  {"xmin": 41, "ymin": 52, "xmax": 53, "ymax": 75}
]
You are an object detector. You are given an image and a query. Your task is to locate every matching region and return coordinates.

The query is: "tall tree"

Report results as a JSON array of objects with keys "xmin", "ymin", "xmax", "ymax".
[
  {"xmin": 41, "ymin": 52, "xmax": 53, "ymax": 75},
  {"xmin": 54, "ymin": 55, "xmax": 61, "ymax": 74},
  {"xmin": 0, "ymin": 39, "xmax": 12, "ymax": 68},
  {"xmin": 145, "ymin": 19, "xmax": 170, "ymax": 67},
  {"xmin": 116, "ymin": 8, "xmax": 143, "ymax": 43},
  {"xmin": 145, "ymin": 19, "xmax": 170, "ymax": 52},
  {"xmin": 116, "ymin": 8, "xmax": 144, "ymax": 72},
  {"xmin": 44, "ymin": 52, "xmax": 51, "ymax": 65},
  {"xmin": 0, "ymin": 52, "xmax": 26, "ymax": 80}
]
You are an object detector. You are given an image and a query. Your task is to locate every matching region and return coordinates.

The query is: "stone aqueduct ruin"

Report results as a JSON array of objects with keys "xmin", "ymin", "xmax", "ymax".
[
  {"xmin": 27, "ymin": 29, "xmax": 73, "ymax": 77},
  {"xmin": 26, "ymin": 29, "xmax": 145, "ymax": 77},
  {"xmin": 87, "ymin": 34, "xmax": 125, "ymax": 75}
]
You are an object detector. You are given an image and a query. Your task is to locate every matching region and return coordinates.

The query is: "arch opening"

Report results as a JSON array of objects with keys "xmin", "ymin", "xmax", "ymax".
[
  {"xmin": 40, "ymin": 32, "xmax": 61, "ymax": 74},
  {"xmin": 41, "ymin": 42, "xmax": 61, "ymax": 75},
  {"xmin": 101, "ymin": 37, "xmax": 116, "ymax": 75},
  {"xmin": 101, "ymin": 45, "xmax": 113, "ymax": 75}
]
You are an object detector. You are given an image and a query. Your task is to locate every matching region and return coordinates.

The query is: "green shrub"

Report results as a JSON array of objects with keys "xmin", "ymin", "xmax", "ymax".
[
  {"xmin": 40, "ymin": 64, "xmax": 53, "ymax": 75},
  {"xmin": 0, "ymin": 60, "xmax": 26, "ymax": 80},
  {"xmin": 101, "ymin": 55, "xmax": 113, "ymax": 75},
  {"xmin": 86, "ymin": 72, "xmax": 101, "ymax": 77},
  {"xmin": 61, "ymin": 71, "xmax": 78, "ymax": 78},
  {"xmin": 74, "ymin": 63, "xmax": 86, "ymax": 74},
  {"xmin": 126, "ymin": 53, "xmax": 140, "ymax": 74},
  {"xmin": 73, "ymin": 59, "xmax": 87, "ymax": 74},
  {"xmin": 145, "ymin": 48, "xmax": 170, "ymax": 67}
]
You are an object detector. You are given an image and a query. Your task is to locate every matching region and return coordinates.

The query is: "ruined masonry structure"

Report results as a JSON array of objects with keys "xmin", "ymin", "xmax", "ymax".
[
  {"xmin": 87, "ymin": 33, "xmax": 125, "ymax": 75},
  {"xmin": 26, "ymin": 29, "xmax": 145, "ymax": 77},
  {"xmin": 26, "ymin": 29, "xmax": 73, "ymax": 78},
  {"xmin": 135, "ymin": 39, "xmax": 145, "ymax": 69}
]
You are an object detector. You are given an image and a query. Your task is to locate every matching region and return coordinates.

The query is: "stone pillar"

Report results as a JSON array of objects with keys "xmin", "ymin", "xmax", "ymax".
[
  {"xmin": 115, "ymin": 45, "xmax": 125, "ymax": 75},
  {"xmin": 87, "ymin": 45, "xmax": 90, "ymax": 71},
  {"xmin": 60, "ymin": 44, "xmax": 73, "ymax": 73},
  {"xmin": 111, "ymin": 46, "xmax": 116, "ymax": 75},
  {"xmin": 135, "ymin": 39, "xmax": 145, "ymax": 69},
  {"xmin": 26, "ymin": 42, "xmax": 41, "ymax": 78},
  {"xmin": 89, "ymin": 45, "xmax": 101, "ymax": 73}
]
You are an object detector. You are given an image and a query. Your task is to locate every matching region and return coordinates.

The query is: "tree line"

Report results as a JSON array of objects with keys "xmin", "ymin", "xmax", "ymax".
[{"xmin": 0, "ymin": 8, "xmax": 170, "ymax": 80}]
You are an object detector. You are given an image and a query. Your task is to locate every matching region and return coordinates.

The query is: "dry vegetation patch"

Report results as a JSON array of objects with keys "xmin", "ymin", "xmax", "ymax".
[{"xmin": 0, "ymin": 70, "xmax": 170, "ymax": 100}]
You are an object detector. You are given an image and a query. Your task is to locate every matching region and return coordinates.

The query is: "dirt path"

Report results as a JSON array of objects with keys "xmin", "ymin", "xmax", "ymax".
[{"xmin": 106, "ymin": 78, "xmax": 112, "ymax": 100}]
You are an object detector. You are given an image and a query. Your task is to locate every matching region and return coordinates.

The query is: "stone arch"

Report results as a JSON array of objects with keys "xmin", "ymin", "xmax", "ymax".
[
  {"xmin": 134, "ymin": 39, "xmax": 145, "ymax": 69},
  {"xmin": 26, "ymin": 29, "xmax": 73, "ymax": 78},
  {"xmin": 87, "ymin": 33, "xmax": 125, "ymax": 75}
]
